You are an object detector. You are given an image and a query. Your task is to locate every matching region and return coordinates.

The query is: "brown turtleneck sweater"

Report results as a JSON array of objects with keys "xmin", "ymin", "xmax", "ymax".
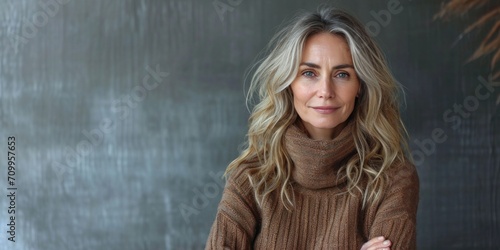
[{"xmin": 205, "ymin": 124, "xmax": 419, "ymax": 249}]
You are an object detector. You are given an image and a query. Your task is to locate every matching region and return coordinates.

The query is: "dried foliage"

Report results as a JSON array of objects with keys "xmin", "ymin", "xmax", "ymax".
[{"xmin": 435, "ymin": 0, "xmax": 500, "ymax": 80}]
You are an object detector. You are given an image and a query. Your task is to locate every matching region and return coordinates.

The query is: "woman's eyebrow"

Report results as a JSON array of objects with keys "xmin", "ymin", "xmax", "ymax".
[
  {"xmin": 299, "ymin": 62, "xmax": 321, "ymax": 69},
  {"xmin": 299, "ymin": 62, "xmax": 354, "ymax": 70},
  {"xmin": 332, "ymin": 64, "xmax": 354, "ymax": 70}
]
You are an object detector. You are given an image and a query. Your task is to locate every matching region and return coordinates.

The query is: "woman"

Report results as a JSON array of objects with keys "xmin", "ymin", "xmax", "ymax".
[{"xmin": 206, "ymin": 7, "xmax": 419, "ymax": 250}]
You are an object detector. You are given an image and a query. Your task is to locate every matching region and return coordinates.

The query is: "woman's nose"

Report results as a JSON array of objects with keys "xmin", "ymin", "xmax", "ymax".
[{"xmin": 317, "ymin": 77, "xmax": 334, "ymax": 99}]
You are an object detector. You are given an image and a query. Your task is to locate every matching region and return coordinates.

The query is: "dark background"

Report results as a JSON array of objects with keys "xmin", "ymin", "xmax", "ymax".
[{"xmin": 0, "ymin": 0, "xmax": 498, "ymax": 249}]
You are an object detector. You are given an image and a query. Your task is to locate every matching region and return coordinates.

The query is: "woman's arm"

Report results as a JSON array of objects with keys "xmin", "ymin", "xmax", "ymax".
[
  {"xmin": 367, "ymin": 163, "xmax": 420, "ymax": 250},
  {"xmin": 361, "ymin": 236, "xmax": 392, "ymax": 250},
  {"xmin": 205, "ymin": 167, "xmax": 260, "ymax": 250}
]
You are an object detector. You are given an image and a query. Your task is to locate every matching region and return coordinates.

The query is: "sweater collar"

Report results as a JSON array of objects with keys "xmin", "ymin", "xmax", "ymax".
[{"xmin": 284, "ymin": 121, "xmax": 356, "ymax": 190}]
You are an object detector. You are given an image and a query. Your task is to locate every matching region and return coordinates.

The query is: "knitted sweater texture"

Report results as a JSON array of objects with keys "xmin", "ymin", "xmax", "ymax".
[{"xmin": 206, "ymin": 123, "xmax": 419, "ymax": 249}]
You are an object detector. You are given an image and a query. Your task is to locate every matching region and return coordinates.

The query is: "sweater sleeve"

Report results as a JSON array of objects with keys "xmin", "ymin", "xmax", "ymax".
[
  {"xmin": 205, "ymin": 167, "xmax": 260, "ymax": 250},
  {"xmin": 367, "ymin": 163, "xmax": 420, "ymax": 250}
]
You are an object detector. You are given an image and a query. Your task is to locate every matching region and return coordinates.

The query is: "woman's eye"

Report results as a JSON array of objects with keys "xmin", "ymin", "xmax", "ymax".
[
  {"xmin": 336, "ymin": 72, "xmax": 349, "ymax": 78},
  {"xmin": 302, "ymin": 71, "xmax": 316, "ymax": 77}
]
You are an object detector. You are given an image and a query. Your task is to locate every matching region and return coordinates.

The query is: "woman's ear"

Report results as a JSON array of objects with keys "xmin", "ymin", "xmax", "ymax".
[{"xmin": 356, "ymin": 84, "xmax": 364, "ymax": 98}]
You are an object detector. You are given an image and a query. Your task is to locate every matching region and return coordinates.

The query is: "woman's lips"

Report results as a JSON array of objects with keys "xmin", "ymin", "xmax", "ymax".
[{"xmin": 311, "ymin": 106, "xmax": 339, "ymax": 114}]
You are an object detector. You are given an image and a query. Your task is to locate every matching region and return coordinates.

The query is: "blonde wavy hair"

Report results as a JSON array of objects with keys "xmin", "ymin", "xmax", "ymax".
[{"xmin": 226, "ymin": 7, "xmax": 411, "ymax": 209}]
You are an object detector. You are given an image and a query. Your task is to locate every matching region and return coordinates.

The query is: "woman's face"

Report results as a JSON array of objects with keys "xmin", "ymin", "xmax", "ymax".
[{"xmin": 290, "ymin": 32, "xmax": 360, "ymax": 140}]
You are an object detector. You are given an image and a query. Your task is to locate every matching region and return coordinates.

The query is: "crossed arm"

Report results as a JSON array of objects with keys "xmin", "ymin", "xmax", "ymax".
[{"xmin": 205, "ymin": 164, "xmax": 419, "ymax": 250}]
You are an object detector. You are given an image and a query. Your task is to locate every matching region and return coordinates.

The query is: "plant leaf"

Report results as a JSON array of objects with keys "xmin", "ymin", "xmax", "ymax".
[
  {"xmin": 491, "ymin": 48, "xmax": 500, "ymax": 68},
  {"xmin": 434, "ymin": 0, "xmax": 487, "ymax": 19},
  {"xmin": 464, "ymin": 7, "xmax": 500, "ymax": 33},
  {"xmin": 468, "ymin": 21, "xmax": 500, "ymax": 61}
]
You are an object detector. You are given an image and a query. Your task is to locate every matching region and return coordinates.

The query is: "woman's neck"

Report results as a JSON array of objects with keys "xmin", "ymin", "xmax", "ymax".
[
  {"xmin": 284, "ymin": 121, "xmax": 356, "ymax": 189},
  {"xmin": 297, "ymin": 120, "xmax": 348, "ymax": 140}
]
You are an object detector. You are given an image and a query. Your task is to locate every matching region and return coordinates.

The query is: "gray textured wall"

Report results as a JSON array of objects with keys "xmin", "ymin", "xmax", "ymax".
[{"xmin": 0, "ymin": 0, "xmax": 498, "ymax": 249}]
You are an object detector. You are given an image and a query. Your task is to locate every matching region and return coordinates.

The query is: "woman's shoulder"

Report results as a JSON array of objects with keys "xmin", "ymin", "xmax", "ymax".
[
  {"xmin": 219, "ymin": 158, "xmax": 262, "ymax": 215},
  {"xmin": 385, "ymin": 159, "xmax": 420, "ymax": 193},
  {"xmin": 225, "ymin": 157, "xmax": 261, "ymax": 191}
]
